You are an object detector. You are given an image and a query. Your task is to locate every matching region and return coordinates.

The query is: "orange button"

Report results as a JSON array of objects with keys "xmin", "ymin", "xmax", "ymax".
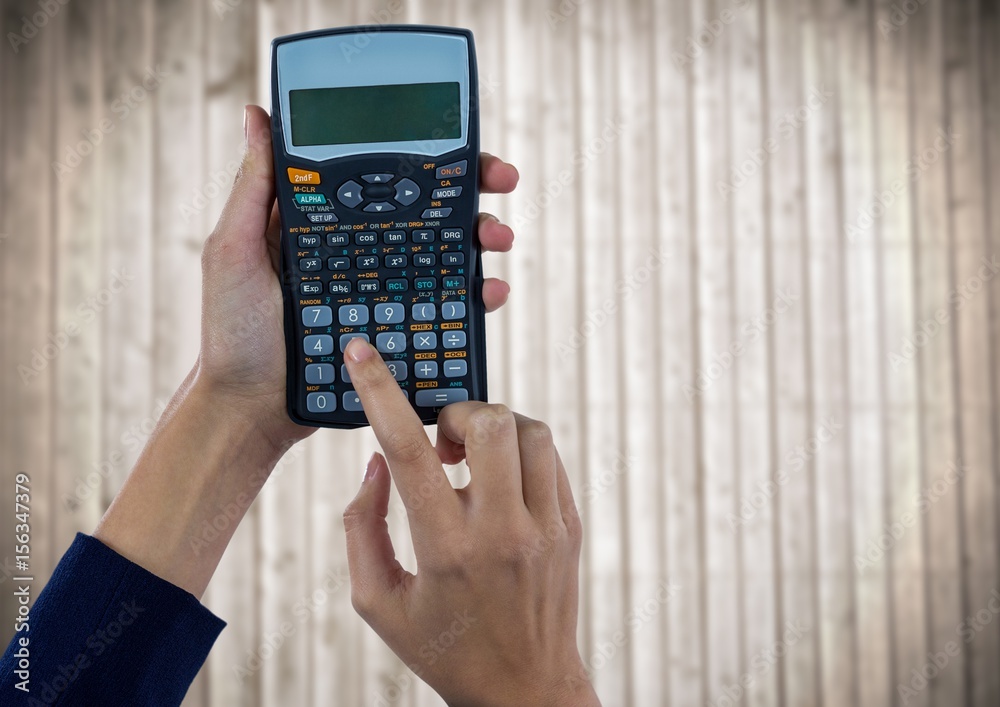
[{"xmin": 287, "ymin": 168, "xmax": 320, "ymax": 185}]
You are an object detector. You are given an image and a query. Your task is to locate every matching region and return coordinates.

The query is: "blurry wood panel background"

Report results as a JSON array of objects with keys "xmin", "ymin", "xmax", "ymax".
[{"xmin": 1, "ymin": 0, "xmax": 999, "ymax": 705}]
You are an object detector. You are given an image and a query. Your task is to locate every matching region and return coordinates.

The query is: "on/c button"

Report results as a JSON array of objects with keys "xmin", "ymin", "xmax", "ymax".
[{"xmin": 288, "ymin": 167, "xmax": 321, "ymax": 184}]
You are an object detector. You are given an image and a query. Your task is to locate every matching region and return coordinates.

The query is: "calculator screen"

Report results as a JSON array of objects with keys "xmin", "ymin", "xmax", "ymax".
[{"xmin": 289, "ymin": 82, "xmax": 461, "ymax": 147}]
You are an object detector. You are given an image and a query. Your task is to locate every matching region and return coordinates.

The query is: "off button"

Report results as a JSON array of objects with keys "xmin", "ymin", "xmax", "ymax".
[
  {"xmin": 435, "ymin": 160, "xmax": 468, "ymax": 180},
  {"xmin": 287, "ymin": 167, "xmax": 320, "ymax": 184}
]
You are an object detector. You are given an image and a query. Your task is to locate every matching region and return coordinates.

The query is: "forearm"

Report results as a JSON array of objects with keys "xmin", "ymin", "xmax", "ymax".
[{"xmin": 94, "ymin": 366, "xmax": 288, "ymax": 599}]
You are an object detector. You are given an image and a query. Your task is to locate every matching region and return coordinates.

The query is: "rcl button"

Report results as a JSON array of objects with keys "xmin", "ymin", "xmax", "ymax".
[{"xmin": 435, "ymin": 160, "xmax": 467, "ymax": 179}]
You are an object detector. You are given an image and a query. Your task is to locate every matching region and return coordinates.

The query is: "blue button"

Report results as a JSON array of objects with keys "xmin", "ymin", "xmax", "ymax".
[{"xmin": 295, "ymin": 193, "xmax": 327, "ymax": 205}]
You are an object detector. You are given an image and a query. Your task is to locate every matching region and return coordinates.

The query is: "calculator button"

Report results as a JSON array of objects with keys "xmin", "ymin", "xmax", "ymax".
[
  {"xmin": 339, "ymin": 305, "xmax": 369, "ymax": 326},
  {"xmin": 295, "ymin": 193, "xmax": 327, "ymax": 205},
  {"xmin": 442, "ymin": 302, "xmax": 466, "ymax": 320},
  {"xmin": 307, "ymin": 392, "xmax": 336, "ymax": 413},
  {"xmin": 329, "ymin": 281, "xmax": 352, "ymax": 295},
  {"xmin": 415, "ymin": 361, "xmax": 439, "ymax": 379},
  {"xmin": 358, "ymin": 280, "xmax": 380, "ymax": 293},
  {"xmin": 288, "ymin": 167, "xmax": 320, "ymax": 185},
  {"xmin": 304, "ymin": 335, "xmax": 334, "ymax": 356},
  {"xmin": 305, "ymin": 363, "xmax": 335, "ymax": 385},
  {"xmin": 327, "ymin": 233, "xmax": 348, "ymax": 247},
  {"xmin": 339, "ymin": 333, "xmax": 370, "ymax": 352},
  {"xmin": 356, "ymin": 255, "xmax": 379, "ymax": 269},
  {"xmin": 443, "ymin": 276, "xmax": 466, "ymax": 290},
  {"xmin": 385, "ymin": 254, "xmax": 407, "ymax": 268},
  {"xmin": 413, "ymin": 253, "xmax": 436, "ymax": 267},
  {"xmin": 302, "ymin": 306, "xmax": 333, "ymax": 327},
  {"xmin": 376, "ymin": 332, "xmax": 407, "ymax": 353},
  {"xmin": 299, "ymin": 258, "xmax": 322, "ymax": 272},
  {"xmin": 441, "ymin": 228, "xmax": 463, "ymax": 242},
  {"xmin": 384, "ymin": 230, "xmax": 406, "ymax": 244},
  {"xmin": 328, "ymin": 257, "xmax": 350, "ymax": 270},
  {"xmin": 422, "ymin": 208, "xmax": 452, "ymax": 219},
  {"xmin": 415, "ymin": 278, "xmax": 437, "ymax": 291},
  {"xmin": 412, "ymin": 303, "xmax": 436, "ymax": 321},
  {"xmin": 298, "ymin": 234, "xmax": 320, "ymax": 247},
  {"xmin": 386, "ymin": 361, "xmax": 408, "ymax": 381},
  {"xmin": 363, "ymin": 183, "xmax": 394, "ymax": 201},
  {"xmin": 443, "ymin": 360, "xmax": 467, "ymax": 378},
  {"xmin": 364, "ymin": 202, "xmax": 396, "ymax": 213},
  {"xmin": 416, "ymin": 388, "xmax": 469, "ymax": 407},
  {"xmin": 386, "ymin": 278, "xmax": 408, "ymax": 292},
  {"xmin": 435, "ymin": 160, "xmax": 468, "ymax": 180},
  {"xmin": 441, "ymin": 252, "xmax": 465, "ymax": 266},
  {"xmin": 412, "ymin": 229, "xmax": 435, "ymax": 243},
  {"xmin": 362, "ymin": 173, "xmax": 393, "ymax": 184},
  {"xmin": 340, "ymin": 364, "xmax": 351, "ymax": 383},
  {"xmin": 432, "ymin": 186, "xmax": 463, "ymax": 200},
  {"xmin": 355, "ymin": 232, "xmax": 377, "ymax": 245},
  {"xmin": 374, "ymin": 303, "xmax": 405, "ymax": 324},
  {"xmin": 443, "ymin": 331, "xmax": 467, "ymax": 349},
  {"xmin": 337, "ymin": 180, "xmax": 364, "ymax": 207},
  {"xmin": 300, "ymin": 282, "xmax": 323, "ymax": 296},
  {"xmin": 308, "ymin": 213, "xmax": 338, "ymax": 224},
  {"xmin": 343, "ymin": 391, "xmax": 364, "ymax": 411},
  {"xmin": 394, "ymin": 178, "xmax": 421, "ymax": 206},
  {"xmin": 413, "ymin": 332, "xmax": 437, "ymax": 350}
]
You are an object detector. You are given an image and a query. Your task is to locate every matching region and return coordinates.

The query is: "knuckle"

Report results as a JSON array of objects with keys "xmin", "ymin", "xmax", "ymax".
[
  {"xmin": 519, "ymin": 419, "xmax": 554, "ymax": 450},
  {"xmin": 350, "ymin": 587, "xmax": 375, "ymax": 620},
  {"xmin": 468, "ymin": 404, "xmax": 515, "ymax": 444},
  {"xmin": 384, "ymin": 429, "xmax": 430, "ymax": 466}
]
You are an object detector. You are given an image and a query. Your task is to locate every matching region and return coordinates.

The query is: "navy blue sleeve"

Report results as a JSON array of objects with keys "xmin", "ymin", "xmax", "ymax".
[{"xmin": 0, "ymin": 533, "xmax": 226, "ymax": 706}]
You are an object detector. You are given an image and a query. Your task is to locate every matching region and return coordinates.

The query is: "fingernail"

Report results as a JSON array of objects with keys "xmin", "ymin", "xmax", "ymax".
[
  {"xmin": 363, "ymin": 452, "xmax": 379, "ymax": 483},
  {"xmin": 346, "ymin": 338, "xmax": 374, "ymax": 363},
  {"xmin": 243, "ymin": 106, "xmax": 250, "ymax": 146}
]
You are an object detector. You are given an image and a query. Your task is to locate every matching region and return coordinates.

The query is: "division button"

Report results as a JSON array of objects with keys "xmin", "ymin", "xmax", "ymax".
[
  {"xmin": 342, "ymin": 391, "xmax": 364, "ymax": 411},
  {"xmin": 307, "ymin": 392, "xmax": 336, "ymax": 413},
  {"xmin": 435, "ymin": 160, "xmax": 468, "ymax": 180},
  {"xmin": 442, "ymin": 301, "xmax": 466, "ymax": 320},
  {"xmin": 415, "ymin": 361, "xmax": 439, "ymax": 379},
  {"xmin": 394, "ymin": 178, "xmax": 421, "ymax": 206},
  {"xmin": 364, "ymin": 202, "xmax": 396, "ymax": 213},
  {"xmin": 337, "ymin": 180, "xmax": 364, "ymax": 208},
  {"xmin": 362, "ymin": 173, "xmax": 394, "ymax": 184},
  {"xmin": 443, "ymin": 331, "xmax": 467, "ymax": 349},
  {"xmin": 422, "ymin": 208, "xmax": 452, "ymax": 219},
  {"xmin": 416, "ymin": 388, "xmax": 469, "ymax": 407},
  {"xmin": 305, "ymin": 364, "xmax": 335, "ymax": 385},
  {"xmin": 443, "ymin": 360, "xmax": 468, "ymax": 378}
]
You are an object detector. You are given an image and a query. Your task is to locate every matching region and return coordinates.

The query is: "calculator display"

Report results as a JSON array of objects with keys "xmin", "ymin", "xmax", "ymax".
[{"xmin": 289, "ymin": 82, "xmax": 461, "ymax": 147}]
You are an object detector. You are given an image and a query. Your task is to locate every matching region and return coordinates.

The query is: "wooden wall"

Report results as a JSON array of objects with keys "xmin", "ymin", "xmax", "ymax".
[{"xmin": 2, "ymin": 0, "xmax": 999, "ymax": 705}]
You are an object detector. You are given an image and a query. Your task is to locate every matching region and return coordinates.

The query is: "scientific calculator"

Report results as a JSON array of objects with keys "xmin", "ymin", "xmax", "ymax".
[{"xmin": 270, "ymin": 26, "xmax": 487, "ymax": 428}]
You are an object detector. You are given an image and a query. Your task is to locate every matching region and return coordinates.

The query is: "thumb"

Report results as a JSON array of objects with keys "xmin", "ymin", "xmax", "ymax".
[
  {"xmin": 343, "ymin": 452, "xmax": 410, "ymax": 623},
  {"xmin": 211, "ymin": 105, "xmax": 276, "ymax": 251}
]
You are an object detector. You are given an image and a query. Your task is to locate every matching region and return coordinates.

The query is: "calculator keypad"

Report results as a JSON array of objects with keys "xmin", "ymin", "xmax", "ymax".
[{"xmin": 286, "ymin": 159, "xmax": 476, "ymax": 422}]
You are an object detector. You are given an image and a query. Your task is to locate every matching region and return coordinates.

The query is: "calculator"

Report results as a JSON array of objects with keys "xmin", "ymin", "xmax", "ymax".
[{"xmin": 270, "ymin": 26, "xmax": 487, "ymax": 428}]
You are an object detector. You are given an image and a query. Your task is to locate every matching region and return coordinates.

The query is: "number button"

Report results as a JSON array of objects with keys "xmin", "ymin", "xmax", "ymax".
[
  {"xmin": 328, "ymin": 257, "xmax": 350, "ymax": 270},
  {"xmin": 305, "ymin": 364, "xmax": 335, "ymax": 384},
  {"xmin": 376, "ymin": 332, "xmax": 407, "ymax": 353},
  {"xmin": 339, "ymin": 305, "xmax": 369, "ymax": 326},
  {"xmin": 386, "ymin": 361, "xmax": 408, "ymax": 381},
  {"xmin": 304, "ymin": 335, "xmax": 334, "ymax": 356},
  {"xmin": 375, "ymin": 303, "xmax": 404, "ymax": 324},
  {"xmin": 385, "ymin": 254, "xmax": 407, "ymax": 268},
  {"xmin": 413, "ymin": 332, "xmax": 437, "ymax": 350},
  {"xmin": 356, "ymin": 255, "xmax": 379, "ymax": 269},
  {"xmin": 413, "ymin": 253, "xmax": 436, "ymax": 267},
  {"xmin": 339, "ymin": 333, "xmax": 370, "ymax": 352},
  {"xmin": 299, "ymin": 258, "xmax": 322, "ymax": 272},
  {"xmin": 443, "ymin": 331, "xmax": 467, "ymax": 349},
  {"xmin": 307, "ymin": 392, "xmax": 336, "ymax": 413},
  {"xmin": 302, "ymin": 306, "xmax": 333, "ymax": 327},
  {"xmin": 412, "ymin": 303, "xmax": 436, "ymax": 321},
  {"xmin": 441, "ymin": 252, "xmax": 465, "ymax": 266},
  {"xmin": 415, "ymin": 361, "xmax": 439, "ymax": 379},
  {"xmin": 356, "ymin": 232, "xmax": 377, "ymax": 245},
  {"xmin": 442, "ymin": 302, "xmax": 466, "ymax": 320},
  {"xmin": 443, "ymin": 360, "xmax": 468, "ymax": 378}
]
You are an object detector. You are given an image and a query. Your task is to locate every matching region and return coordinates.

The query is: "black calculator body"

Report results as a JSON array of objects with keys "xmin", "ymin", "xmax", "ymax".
[{"xmin": 270, "ymin": 26, "xmax": 486, "ymax": 429}]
